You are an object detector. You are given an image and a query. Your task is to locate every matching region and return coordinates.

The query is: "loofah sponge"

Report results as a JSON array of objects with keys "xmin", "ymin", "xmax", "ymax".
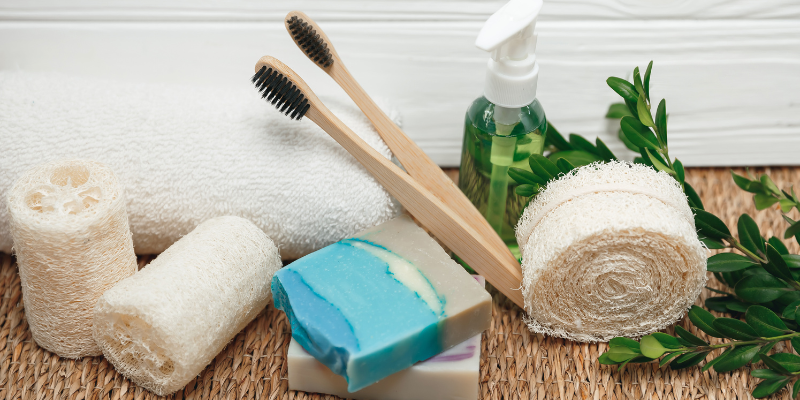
[
  {"xmin": 6, "ymin": 159, "xmax": 137, "ymax": 358},
  {"xmin": 515, "ymin": 161, "xmax": 707, "ymax": 342},
  {"xmin": 93, "ymin": 216, "xmax": 282, "ymax": 396}
]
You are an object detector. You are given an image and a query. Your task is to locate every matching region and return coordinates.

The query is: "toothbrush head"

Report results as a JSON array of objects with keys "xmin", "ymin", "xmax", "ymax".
[
  {"xmin": 251, "ymin": 56, "xmax": 313, "ymax": 120},
  {"xmin": 286, "ymin": 12, "xmax": 334, "ymax": 69}
]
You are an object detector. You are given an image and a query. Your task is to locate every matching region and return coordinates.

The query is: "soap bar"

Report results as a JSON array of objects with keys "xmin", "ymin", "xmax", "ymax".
[
  {"xmin": 272, "ymin": 215, "xmax": 491, "ymax": 392},
  {"xmin": 289, "ymin": 334, "xmax": 481, "ymax": 400}
]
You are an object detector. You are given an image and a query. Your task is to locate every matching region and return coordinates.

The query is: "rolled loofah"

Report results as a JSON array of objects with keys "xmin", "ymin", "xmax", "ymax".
[
  {"xmin": 515, "ymin": 161, "xmax": 707, "ymax": 342},
  {"xmin": 7, "ymin": 159, "xmax": 137, "ymax": 358},
  {"xmin": 93, "ymin": 216, "xmax": 282, "ymax": 396}
]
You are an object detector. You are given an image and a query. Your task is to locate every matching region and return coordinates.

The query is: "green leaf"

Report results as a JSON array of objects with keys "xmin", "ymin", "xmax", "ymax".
[
  {"xmin": 624, "ymin": 98, "xmax": 639, "ymax": 119},
  {"xmin": 674, "ymin": 326, "xmax": 708, "ymax": 346},
  {"xmin": 515, "ymin": 184, "xmax": 538, "ymax": 197},
  {"xmin": 555, "ymin": 158, "xmax": 576, "ymax": 174},
  {"xmin": 784, "ymin": 254, "xmax": 800, "ymax": 269},
  {"xmin": 650, "ymin": 332, "xmax": 683, "ymax": 349},
  {"xmin": 643, "ymin": 61, "xmax": 653, "ymax": 100},
  {"xmin": 606, "ymin": 77, "xmax": 639, "ymax": 103},
  {"xmin": 673, "ymin": 158, "xmax": 684, "ymax": 184},
  {"xmin": 780, "ymin": 198, "xmax": 796, "ymax": 213},
  {"xmin": 746, "ymin": 305, "xmax": 790, "ymax": 337},
  {"xmin": 782, "ymin": 300, "xmax": 800, "ymax": 320},
  {"xmin": 694, "ymin": 208, "xmax": 731, "ymax": 240},
  {"xmin": 659, "ymin": 351, "xmax": 684, "ymax": 367},
  {"xmin": 751, "ymin": 369, "xmax": 782, "ymax": 379},
  {"xmin": 528, "ymin": 154, "xmax": 561, "ymax": 182},
  {"xmin": 701, "ymin": 237, "xmax": 727, "ymax": 249},
  {"xmin": 568, "ymin": 134, "xmax": 599, "ymax": 155},
  {"xmin": 508, "ymin": 167, "xmax": 544, "ymax": 185},
  {"xmin": 618, "ymin": 128, "xmax": 639, "ymax": 152},
  {"xmin": 712, "ymin": 317, "xmax": 759, "ymax": 340},
  {"xmin": 784, "ymin": 220, "xmax": 800, "ymax": 240},
  {"xmin": 620, "ymin": 116, "xmax": 659, "ymax": 150},
  {"xmin": 605, "ymin": 103, "xmax": 633, "ymax": 119},
  {"xmin": 731, "ymin": 171, "xmax": 760, "ymax": 193},
  {"xmin": 726, "ymin": 300, "xmax": 749, "ymax": 313},
  {"xmin": 713, "ymin": 345, "xmax": 761, "ymax": 372},
  {"xmin": 597, "ymin": 352, "xmax": 618, "ymax": 365},
  {"xmin": 544, "ymin": 122, "xmax": 572, "ymax": 151},
  {"xmin": 707, "ymin": 253, "xmax": 757, "ymax": 272},
  {"xmin": 793, "ymin": 379, "xmax": 800, "ymax": 398},
  {"xmin": 689, "ymin": 305, "xmax": 726, "ymax": 338},
  {"xmin": 762, "ymin": 354, "xmax": 792, "ymax": 374},
  {"xmin": 702, "ymin": 348, "xmax": 731, "ymax": 372},
  {"xmin": 761, "ymin": 175, "xmax": 782, "ymax": 196},
  {"xmin": 685, "ymin": 183, "xmax": 704, "ymax": 210},
  {"xmin": 548, "ymin": 150, "xmax": 601, "ymax": 168},
  {"xmin": 609, "ymin": 337, "xmax": 641, "ymax": 351},
  {"xmin": 769, "ymin": 237, "xmax": 789, "ymax": 255},
  {"xmin": 633, "ymin": 66, "xmax": 645, "ymax": 96},
  {"xmin": 595, "ymin": 138, "xmax": 617, "ymax": 162},
  {"xmin": 792, "ymin": 337, "xmax": 800, "ymax": 354},
  {"xmin": 639, "ymin": 335, "xmax": 668, "ymax": 358},
  {"xmin": 738, "ymin": 214, "xmax": 765, "ymax": 256},
  {"xmin": 655, "ymin": 99, "xmax": 667, "ymax": 146},
  {"xmin": 637, "ymin": 93, "xmax": 655, "ymax": 127},
  {"xmin": 645, "ymin": 148, "xmax": 673, "ymax": 174},
  {"xmin": 735, "ymin": 273, "xmax": 791, "ymax": 303},
  {"xmin": 771, "ymin": 353, "xmax": 800, "ymax": 372},
  {"xmin": 670, "ymin": 352, "xmax": 708, "ymax": 370},
  {"xmin": 752, "ymin": 377, "xmax": 790, "ymax": 399},
  {"xmin": 762, "ymin": 244, "xmax": 794, "ymax": 282},
  {"xmin": 754, "ymin": 193, "xmax": 780, "ymax": 210},
  {"xmin": 705, "ymin": 296, "xmax": 738, "ymax": 313},
  {"xmin": 605, "ymin": 345, "xmax": 639, "ymax": 363}
]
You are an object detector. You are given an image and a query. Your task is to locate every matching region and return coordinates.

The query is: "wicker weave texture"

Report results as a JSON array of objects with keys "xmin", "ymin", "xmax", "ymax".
[{"xmin": 1, "ymin": 167, "xmax": 799, "ymax": 400}]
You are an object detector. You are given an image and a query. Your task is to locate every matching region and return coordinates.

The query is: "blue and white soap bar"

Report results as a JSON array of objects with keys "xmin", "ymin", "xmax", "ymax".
[{"xmin": 272, "ymin": 215, "xmax": 492, "ymax": 392}]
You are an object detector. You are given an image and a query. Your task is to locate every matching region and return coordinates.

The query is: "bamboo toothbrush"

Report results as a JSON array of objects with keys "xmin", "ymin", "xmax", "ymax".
[
  {"xmin": 283, "ymin": 12, "xmax": 521, "ymax": 276},
  {"xmin": 252, "ymin": 56, "xmax": 524, "ymax": 308}
]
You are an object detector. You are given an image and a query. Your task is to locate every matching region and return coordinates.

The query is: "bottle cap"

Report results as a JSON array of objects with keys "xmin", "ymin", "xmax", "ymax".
[{"xmin": 475, "ymin": 0, "xmax": 543, "ymax": 108}]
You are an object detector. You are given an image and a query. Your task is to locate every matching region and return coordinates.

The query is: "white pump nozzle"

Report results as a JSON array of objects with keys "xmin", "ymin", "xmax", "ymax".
[{"xmin": 476, "ymin": 0, "xmax": 543, "ymax": 108}]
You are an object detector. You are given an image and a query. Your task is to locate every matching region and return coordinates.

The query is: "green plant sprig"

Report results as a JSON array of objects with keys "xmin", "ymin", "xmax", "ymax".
[
  {"xmin": 512, "ymin": 60, "xmax": 800, "ymax": 398},
  {"xmin": 601, "ymin": 305, "xmax": 800, "ymax": 398}
]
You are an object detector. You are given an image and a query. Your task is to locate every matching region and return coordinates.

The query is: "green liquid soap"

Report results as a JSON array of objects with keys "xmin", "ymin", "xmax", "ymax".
[{"xmin": 458, "ymin": 96, "xmax": 547, "ymax": 261}]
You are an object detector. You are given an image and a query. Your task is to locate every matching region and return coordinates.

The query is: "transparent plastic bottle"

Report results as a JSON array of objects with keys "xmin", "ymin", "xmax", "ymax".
[{"xmin": 458, "ymin": 96, "xmax": 547, "ymax": 258}]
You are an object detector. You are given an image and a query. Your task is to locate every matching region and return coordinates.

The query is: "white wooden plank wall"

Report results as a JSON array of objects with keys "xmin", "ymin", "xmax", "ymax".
[{"xmin": 1, "ymin": 0, "xmax": 799, "ymax": 166}]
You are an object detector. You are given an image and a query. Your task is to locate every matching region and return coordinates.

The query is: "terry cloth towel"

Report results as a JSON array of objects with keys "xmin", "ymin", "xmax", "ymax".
[{"xmin": 0, "ymin": 71, "xmax": 402, "ymax": 259}]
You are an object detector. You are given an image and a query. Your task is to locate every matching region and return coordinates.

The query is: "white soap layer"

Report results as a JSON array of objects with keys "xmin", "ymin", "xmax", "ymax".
[
  {"xmin": 93, "ymin": 216, "xmax": 282, "ymax": 395},
  {"xmin": 288, "ymin": 335, "xmax": 480, "ymax": 400}
]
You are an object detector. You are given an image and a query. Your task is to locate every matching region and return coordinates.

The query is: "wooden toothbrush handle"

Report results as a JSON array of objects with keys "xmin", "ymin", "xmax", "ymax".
[
  {"xmin": 306, "ymin": 106, "xmax": 525, "ymax": 309},
  {"xmin": 328, "ymin": 65, "xmax": 521, "ymax": 272}
]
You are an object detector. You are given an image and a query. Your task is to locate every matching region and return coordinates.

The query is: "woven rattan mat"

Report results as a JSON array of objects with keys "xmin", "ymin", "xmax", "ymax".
[{"xmin": 2, "ymin": 167, "xmax": 800, "ymax": 400}]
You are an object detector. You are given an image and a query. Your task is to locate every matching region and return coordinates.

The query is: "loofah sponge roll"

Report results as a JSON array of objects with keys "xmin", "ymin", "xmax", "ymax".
[
  {"xmin": 7, "ymin": 159, "xmax": 137, "ymax": 358},
  {"xmin": 515, "ymin": 161, "xmax": 707, "ymax": 342},
  {"xmin": 93, "ymin": 216, "xmax": 282, "ymax": 396}
]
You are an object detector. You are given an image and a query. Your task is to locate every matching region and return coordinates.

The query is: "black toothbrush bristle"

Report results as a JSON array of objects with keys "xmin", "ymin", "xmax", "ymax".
[
  {"xmin": 287, "ymin": 15, "xmax": 334, "ymax": 68},
  {"xmin": 251, "ymin": 66, "xmax": 310, "ymax": 120}
]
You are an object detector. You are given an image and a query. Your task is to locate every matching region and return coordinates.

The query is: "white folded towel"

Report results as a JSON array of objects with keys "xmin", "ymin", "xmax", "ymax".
[{"xmin": 0, "ymin": 71, "xmax": 402, "ymax": 259}]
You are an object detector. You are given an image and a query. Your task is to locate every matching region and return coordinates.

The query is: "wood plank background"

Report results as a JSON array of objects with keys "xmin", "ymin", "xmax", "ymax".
[{"xmin": 1, "ymin": 0, "xmax": 798, "ymax": 166}]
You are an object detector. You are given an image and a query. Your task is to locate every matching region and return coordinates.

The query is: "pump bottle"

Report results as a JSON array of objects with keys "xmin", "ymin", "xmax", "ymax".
[{"xmin": 458, "ymin": 0, "xmax": 547, "ymax": 259}]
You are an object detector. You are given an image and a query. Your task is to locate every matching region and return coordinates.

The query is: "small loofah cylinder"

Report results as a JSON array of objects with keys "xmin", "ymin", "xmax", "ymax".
[
  {"xmin": 7, "ymin": 159, "xmax": 137, "ymax": 358},
  {"xmin": 93, "ymin": 216, "xmax": 282, "ymax": 396},
  {"xmin": 515, "ymin": 161, "xmax": 707, "ymax": 342}
]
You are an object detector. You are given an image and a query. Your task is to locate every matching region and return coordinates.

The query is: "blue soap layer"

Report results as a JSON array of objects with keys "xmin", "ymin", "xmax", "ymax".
[{"xmin": 272, "ymin": 239, "xmax": 445, "ymax": 392}]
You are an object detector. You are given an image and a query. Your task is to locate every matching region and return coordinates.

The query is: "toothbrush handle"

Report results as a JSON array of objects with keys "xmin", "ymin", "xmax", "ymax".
[
  {"xmin": 306, "ymin": 105, "xmax": 525, "ymax": 309},
  {"xmin": 327, "ymin": 65, "xmax": 521, "ymax": 272}
]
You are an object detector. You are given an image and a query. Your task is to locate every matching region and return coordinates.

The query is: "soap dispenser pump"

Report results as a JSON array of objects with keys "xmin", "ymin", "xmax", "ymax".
[{"xmin": 458, "ymin": 0, "xmax": 547, "ymax": 259}]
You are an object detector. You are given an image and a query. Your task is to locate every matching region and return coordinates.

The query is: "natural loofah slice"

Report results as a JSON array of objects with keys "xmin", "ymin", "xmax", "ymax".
[
  {"xmin": 515, "ymin": 161, "xmax": 707, "ymax": 342},
  {"xmin": 7, "ymin": 159, "xmax": 137, "ymax": 358},
  {"xmin": 93, "ymin": 216, "xmax": 282, "ymax": 396}
]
